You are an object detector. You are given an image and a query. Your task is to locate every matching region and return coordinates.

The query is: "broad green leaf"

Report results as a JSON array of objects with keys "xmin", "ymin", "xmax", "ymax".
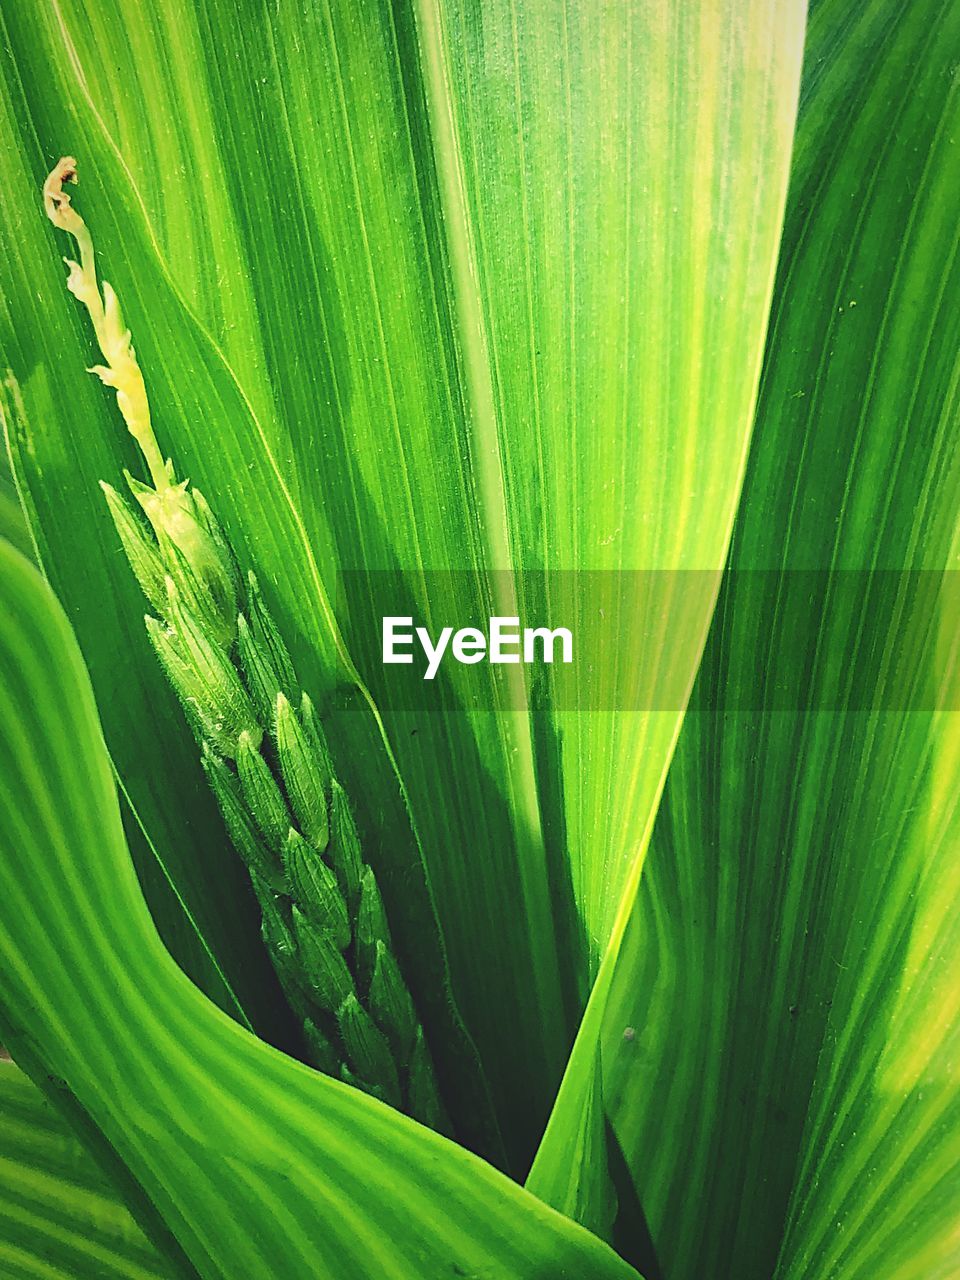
[
  {"xmin": 601, "ymin": 1, "xmax": 960, "ymax": 1276},
  {"xmin": 525, "ymin": 0, "xmax": 806, "ymax": 1221},
  {"xmin": 0, "ymin": 539, "xmax": 638, "ymax": 1280},
  {"xmin": 0, "ymin": 0, "xmax": 806, "ymax": 1180},
  {"xmin": 415, "ymin": 0, "xmax": 805, "ymax": 953},
  {"xmin": 0, "ymin": 1058, "xmax": 170, "ymax": 1280}
]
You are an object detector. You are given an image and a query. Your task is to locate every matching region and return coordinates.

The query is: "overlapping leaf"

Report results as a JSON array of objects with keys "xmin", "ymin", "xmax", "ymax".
[
  {"xmin": 525, "ymin": 0, "xmax": 805, "ymax": 1223},
  {"xmin": 601, "ymin": 1, "xmax": 960, "ymax": 1276},
  {"xmin": 0, "ymin": 540, "xmax": 638, "ymax": 1280}
]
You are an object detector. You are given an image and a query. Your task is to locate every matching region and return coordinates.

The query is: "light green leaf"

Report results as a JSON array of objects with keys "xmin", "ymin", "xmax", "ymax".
[
  {"xmin": 525, "ymin": 0, "xmax": 806, "ymax": 1221},
  {"xmin": 0, "ymin": 1058, "xmax": 170, "ymax": 1280},
  {"xmin": 0, "ymin": 538, "xmax": 638, "ymax": 1280},
  {"xmin": 601, "ymin": 0, "xmax": 960, "ymax": 1276}
]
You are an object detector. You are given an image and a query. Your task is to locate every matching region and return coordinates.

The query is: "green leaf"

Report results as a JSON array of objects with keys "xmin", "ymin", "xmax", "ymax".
[
  {"xmin": 0, "ymin": 0, "xmax": 807, "ymax": 1181},
  {"xmin": 600, "ymin": 1, "xmax": 960, "ymax": 1276},
  {"xmin": 0, "ymin": 539, "xmax": 638, "ymax": 1280},
  {"xmin": 0, "ymin": 1057, "xmax": 170, "ymax": 1279},
  {"xmin": 0, "ymin": 76, "xmax": 286, "ymax": 1050},
  {"xmin": 524, "ymin": 0, "xmax": 806, "ymax": 1221}
]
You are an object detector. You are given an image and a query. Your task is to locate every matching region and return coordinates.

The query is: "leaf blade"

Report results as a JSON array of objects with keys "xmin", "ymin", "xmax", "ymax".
[
  {"xmin": 599, "ymin": 1, "xmax": 960, "ymax": 1275},
  {"xmin": 0, "ymin": 540, "xmax": 639, "ymax": 1280},
  {"xmin": 524, "ymin": 0, "xmax": 807, "ymax": 1225}
]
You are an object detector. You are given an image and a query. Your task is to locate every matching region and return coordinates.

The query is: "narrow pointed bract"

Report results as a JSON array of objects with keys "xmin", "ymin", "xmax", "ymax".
[
  {"xmin": 243, "ymin": 572, "xmax": 299, "ymax": 710},
  {"xmin": 255, "ymin": 882, "xmax": 299, "ymax": 983},
  {"xmin": 294, "ymin": 911, "xmax": 355, "ymax": 1011},
  {"xmin": 144, "ymin": 614, "xmax": 214, "ymax": 747},
  {"xmin": 337, "ymin": 994, "xmax": 401, "ymax": 1108},
  {"xmin": 235, "ymin": 730, "xmax": 291, "ymax": 852},
  {"xmin": 99, "ymin": 482, "xmax": 166, "ymax": 613},
  {"xmin": 283, "ymin": 829, "xmax": 351, "ymax": 950},
  {"xmin": 356, "ymin": 865, "xmax": 391, "ymax": 982},
  {"xmin": 165, "ymin": 581, "xmax": 259, "ymax": 755},
  {"xmin": 275, "ymin": 692, "xmax": 330, "ymax": 849},
  {"xmin": 236, "ymin": 613, "xmax": 279, "ymax": 726},
  {"xmin": 299, "ymin": 692, "xmax": 334, "ymax": 779},
  {"xmin": 327, "ymin": 780, "xmax": 363, "ymax": 910},
  {"xmin": 369, "ymin": 939, "xmax": 417, "ymax": 1062},
  {"xmin": 202, "ymin": 747, "xmax": 286, "ymax": 891}
]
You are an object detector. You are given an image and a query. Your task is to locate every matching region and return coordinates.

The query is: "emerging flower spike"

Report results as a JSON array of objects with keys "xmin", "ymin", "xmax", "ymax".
[
  {"xmin": 45, "ymin": 159, "xmax": 447, "ymax": 1131},
  {"xmin": 45, "ymin": 158, "xmax": 237, "ymax": 645},
  {"xmin": 43, "ymin": 158, "xmax": 160, "ymax": 485}
]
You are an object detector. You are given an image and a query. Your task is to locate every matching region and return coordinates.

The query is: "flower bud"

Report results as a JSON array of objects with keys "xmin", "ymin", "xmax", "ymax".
[
  {"xmin": 238, "ymin": 572, "xmax": 299, "ymax": 721},
  {"xmin": 235, "ymin": 731, "xmax": 291, "ymax": 853},
  {"xmin": 283, "ymin": 829, "xmax": 350, "ymax": 950},
  {"xmin": 165, "ymin": 579, "xmax": 259, "ymax": 756},
  {"xmin": 128, "ymin": 472, "xmax": 237, "ymax": 645},
  {"xmin": 275, "ymin": 692, "xmax": 330, "ymax": 848},
  {"xmin": 202, "ymin": 745, "xmax": 286, "ymax": 890},
  {"xmin": 337, "ymin": 994, "xmax": 400, "ymax": 1107},
  {"xmin": 293, "ymin": 909, "xmax": 354, "ymax": 1012},
  {"xmin": 356, "ymin": 865, "xmax": 391, "ymax": 982},
  {"xmin": 327, "ymin": 781, "xmax": 363, "ymax": 911},
  {"xmin": 369, "ymin": 939, "xmax": 417, "ymax": 1062},
  {"xmin": 256, "ymin": 880, "xmax": 299, "ymax": 987}
]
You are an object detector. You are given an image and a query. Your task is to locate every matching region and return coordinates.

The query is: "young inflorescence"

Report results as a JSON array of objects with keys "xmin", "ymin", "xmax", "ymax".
[{"xmin": 43, "ymin": 158, "xmax": 446, "ymax": 1129}]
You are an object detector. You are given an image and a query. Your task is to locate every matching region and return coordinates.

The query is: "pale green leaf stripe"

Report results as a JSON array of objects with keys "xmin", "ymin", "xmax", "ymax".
[
  {"xmin": 600, "ymin": 0, "xmax": 960, "ymax": 1276},
  {"xmin": 525, "ymin": 0, "xmax": 807, "ymax": 1223},
  {"xmin": 0, "ymin": 540, "xmax": 638, "ymax": 1280},
  {"xmin": 0, "ymin": 1059, "xmax": 170, "ymax": 1280}
]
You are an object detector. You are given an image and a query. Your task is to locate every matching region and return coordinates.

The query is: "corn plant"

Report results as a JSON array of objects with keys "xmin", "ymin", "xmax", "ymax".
[{"xmin": 0, "ymin": 1, "xmax": 957, "ymax": 1278}]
